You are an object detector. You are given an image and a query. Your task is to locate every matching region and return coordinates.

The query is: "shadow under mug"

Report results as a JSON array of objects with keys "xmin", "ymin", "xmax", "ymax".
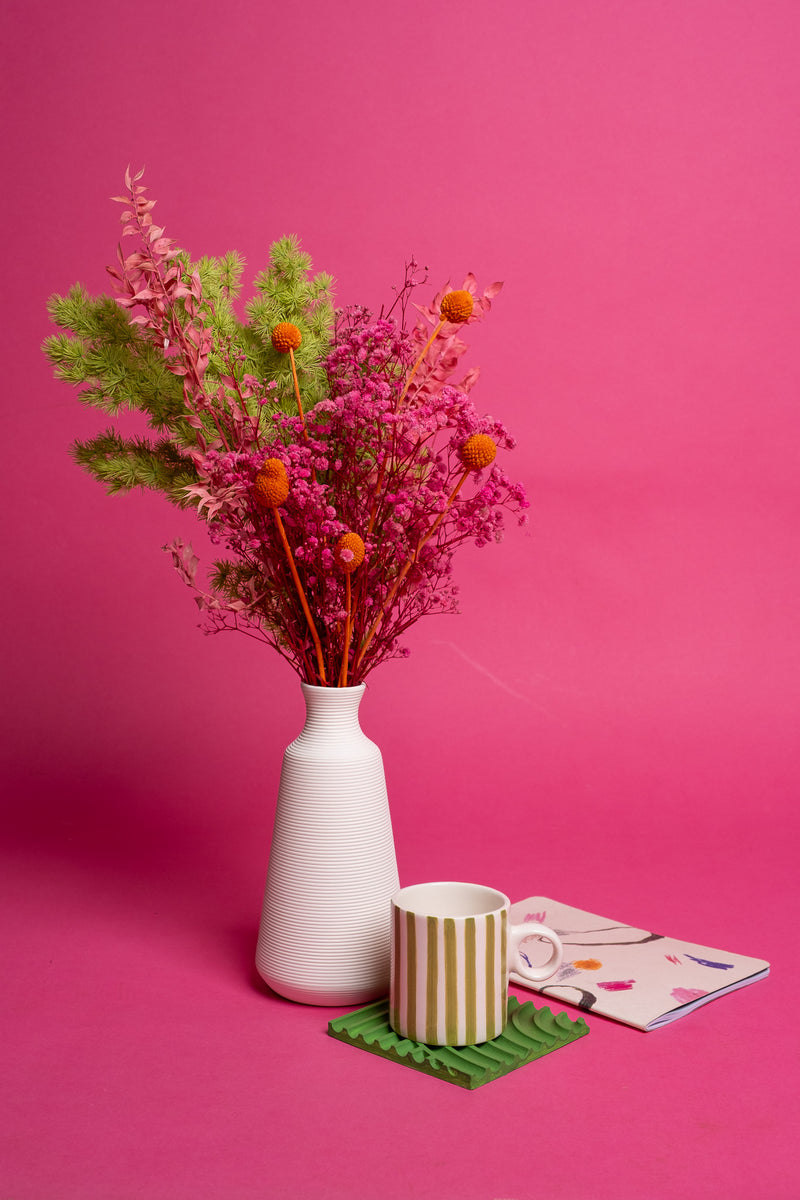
[{"xmin": 390, "ymin": 881, "xmax": 563, "ymax": 1047}]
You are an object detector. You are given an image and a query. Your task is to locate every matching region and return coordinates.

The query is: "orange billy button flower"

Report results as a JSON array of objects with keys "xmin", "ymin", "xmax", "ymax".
[
  {"xmin": 334, "ymin": 532, "xmax": 366, "ymax": 573},
  {"xmin": 253, "ymin": 458, "xmax": 290, "ymax": 508},
  {"xmin": 334, "ymin": 532, "xmax": 366, "ymax": 686},
  {"xmin": 271, "ymin": 323, "xmax": 307, "ymax": 434},
  {"xmin": 270, "ymin": 322, "xmax": 302, "ymax": 352},
  {"xmin": 393, "ymin": 289, "xmax": 475, "ymax": 423},
  {"xmin": 439, "ymin": 288, "xmax": 474, "ymax": 324},
  {"xmin": 460, "ymin": 433, "xmax": 497, "ymax": 472}
]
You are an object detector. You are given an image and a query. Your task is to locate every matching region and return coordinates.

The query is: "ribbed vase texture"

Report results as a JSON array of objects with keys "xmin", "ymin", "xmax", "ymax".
[{"xmin": 256, "ymin": 683, "xmax": 399, "ymax": 1005}]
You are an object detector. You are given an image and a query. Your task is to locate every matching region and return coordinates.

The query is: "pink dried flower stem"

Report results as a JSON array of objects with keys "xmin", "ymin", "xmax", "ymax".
[
  {"xmin": 365, "ymin": 343, "xmax": 441, "ymax": 536},
  {"xmin": 219, "ymin": 341, "xmax": 258, "ymax": 430},
  {"xmin": 354, "ymin": 464, "xmax": 472, "ymax": 671}
]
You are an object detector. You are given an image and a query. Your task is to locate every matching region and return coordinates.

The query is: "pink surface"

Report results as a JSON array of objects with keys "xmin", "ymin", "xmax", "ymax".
[{"xmin": 3, "ymin": 1, "xmax": 799, "ymax": 1196}]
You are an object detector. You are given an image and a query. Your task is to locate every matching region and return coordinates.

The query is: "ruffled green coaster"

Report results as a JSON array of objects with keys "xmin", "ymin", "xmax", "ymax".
[{"xmin": 327, "ymin": 995, "xmax": 589, "ymax": 1089}]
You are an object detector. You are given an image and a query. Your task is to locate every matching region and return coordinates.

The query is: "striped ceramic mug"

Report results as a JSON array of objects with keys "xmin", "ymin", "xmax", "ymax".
[{"xmin": 390, "ymin": 882, "xmax": 563, "ymax": 1046}]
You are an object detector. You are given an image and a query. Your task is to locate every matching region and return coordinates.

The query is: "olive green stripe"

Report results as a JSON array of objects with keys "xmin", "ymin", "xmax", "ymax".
[
  {"xmin": 485, "ymin": 913, "xmax": 495, "ymax": 1034},
  {"xmin": 465, "ymin": 917, "xmax": 477, "ymax": 1045},
  {"xmin": 444, "ymin": 918, "xmax": 458, "ymax": 1045},
  {"xmin": 391, "ymin": 904, "xmax": 401, "ymax": 1029},
  {"xmin": 406, "ymin": 911, "xmax": 417, "ymax": 1042},
  {"xmin": 499, "ymin": 909, "xmax": 508, "ymax": 1037},
  {"xmin": 426, "ymin": 916, "xmax": 438, "ymax": 1044}
]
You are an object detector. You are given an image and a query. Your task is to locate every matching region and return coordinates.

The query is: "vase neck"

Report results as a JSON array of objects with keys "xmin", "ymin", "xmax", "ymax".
[{"xmin": 299, "ymin": 683, "xmax": 367, "ymax": 740}]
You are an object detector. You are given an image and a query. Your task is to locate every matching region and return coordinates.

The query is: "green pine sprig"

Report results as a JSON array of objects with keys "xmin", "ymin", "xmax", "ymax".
[
  {"xmin": 245, "ymin": 235, "xmax": 335, "ymax": 411},
  {"xmin": 70, "ymin": 427, "xmax": 198, "ymax": 503},
  {"xmin": 45, "ymin": 288, "xmax": 188, "ymax": 428},
  {"xmin": 44, "ymin": 231, "xmax": 336, "ymax": 502}
]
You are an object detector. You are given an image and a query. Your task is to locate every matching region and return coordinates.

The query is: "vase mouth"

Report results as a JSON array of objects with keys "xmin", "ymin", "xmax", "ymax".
[{"xmin": 300, "ymin": 681, "xmax": 367, "ymax": 693}]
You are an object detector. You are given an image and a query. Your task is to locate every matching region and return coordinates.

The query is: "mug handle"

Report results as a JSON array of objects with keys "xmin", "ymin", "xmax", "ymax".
[{"xmin": 507, "ymin": 921, "xmax": 563, "ymax": 983}]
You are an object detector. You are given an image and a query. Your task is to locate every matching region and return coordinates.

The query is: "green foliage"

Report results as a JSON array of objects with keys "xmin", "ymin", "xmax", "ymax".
[
  {"xmin": 209, "ymin": 557, "xmax": 261, "ymax": 605},
  {"xmin": 44, "ymin": 236, "xmax": 336, "ymax": 501},
  {"xmin": 195, "ymin": 251, "xmax": 245, "ymax": 340},
  {"xmin": 71, "ymin": 428, "xmax": 198, "ymax": 504},
  {"xmin": 45, "ymin": 289, "xmax": 187, "ymax": 427},
  {"xmin": 245, "ymin": 235, "xmax": 335, "ymax": 410}
]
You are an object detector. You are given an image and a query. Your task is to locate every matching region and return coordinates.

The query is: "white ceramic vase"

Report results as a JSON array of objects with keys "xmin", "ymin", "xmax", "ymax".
[{"xmin": 255, "ymin": 682, "xmax": 399, "ymax": 1005}]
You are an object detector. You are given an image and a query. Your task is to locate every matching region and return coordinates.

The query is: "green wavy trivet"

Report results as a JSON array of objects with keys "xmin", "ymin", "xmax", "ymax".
[{"xmin": 327, "ymin": 995, "xmax": 589, "ymax": 1089}]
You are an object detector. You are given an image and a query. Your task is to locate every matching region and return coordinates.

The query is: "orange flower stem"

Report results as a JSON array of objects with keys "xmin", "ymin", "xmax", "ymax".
[
  {"xmin": 356, "ymin": 468, "xmax": 469, "ymax": 670},
  {"xmin": 397, "ymin": 318, "xmax": 445, "ymax": 410},
  {"xmin": 288, "ymin": 347, "xmax": 307, "ymax": 435},
  {"xmin": 272, "ymin": 506, "xmax": 327, "ymax": 685},
  {"xmin": 419, "ymin": 468, "xmax": 469, "ymax": 547},
  {"xmin": 289, "ymin": 346, "xmax": 318, "ymax": 484},
  {"xmin": 339, "ymin": 573, "xmax": 353, "ymax": 688}
]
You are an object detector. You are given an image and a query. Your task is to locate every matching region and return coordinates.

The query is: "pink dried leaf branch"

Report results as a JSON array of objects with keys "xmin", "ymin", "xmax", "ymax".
[{"xmin": 108, "ymin": 177, "xmax": 232, "ymax": 450}]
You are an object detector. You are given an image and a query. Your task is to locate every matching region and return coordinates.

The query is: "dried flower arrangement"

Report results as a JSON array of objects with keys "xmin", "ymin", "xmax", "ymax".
[{"xmin": 44, "ymin": 169, "xmax": 528, "ymax": 686}]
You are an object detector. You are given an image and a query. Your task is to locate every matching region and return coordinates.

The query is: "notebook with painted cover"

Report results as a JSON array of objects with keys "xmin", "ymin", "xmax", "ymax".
[{"xmin": 509, "ymin": 897, "xmax": 770, "ymax": 1031}]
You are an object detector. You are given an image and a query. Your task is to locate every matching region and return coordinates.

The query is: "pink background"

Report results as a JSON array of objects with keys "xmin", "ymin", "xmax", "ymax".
[{"xmin": 4, "ymin": 1, "xmax": 799, "ymax": 1196}]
